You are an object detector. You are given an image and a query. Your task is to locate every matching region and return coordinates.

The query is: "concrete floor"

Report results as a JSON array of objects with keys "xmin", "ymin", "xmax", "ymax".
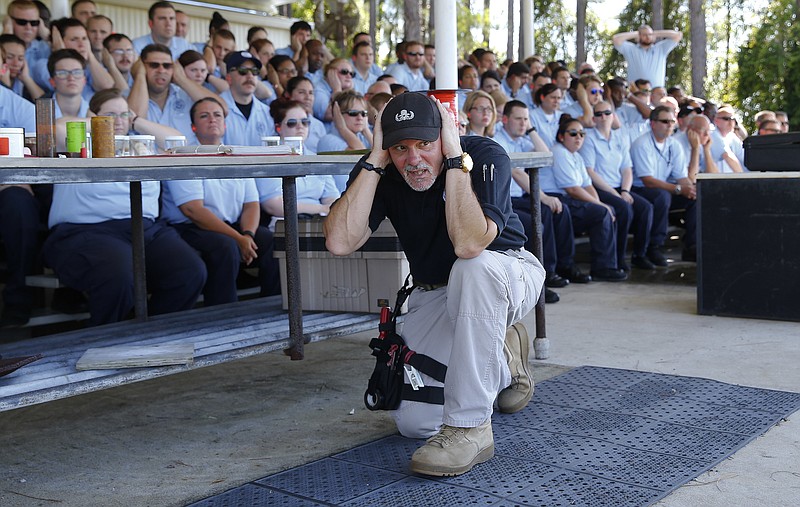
[{"xmin": 0, "ymin": 258, "xmax": 798, "ymax": 506}]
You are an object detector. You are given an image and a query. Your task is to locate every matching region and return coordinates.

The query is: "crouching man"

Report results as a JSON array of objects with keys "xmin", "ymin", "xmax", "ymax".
[{"xmin": 323, "ymin": 92, "xmax": 545, "ymax": 476}]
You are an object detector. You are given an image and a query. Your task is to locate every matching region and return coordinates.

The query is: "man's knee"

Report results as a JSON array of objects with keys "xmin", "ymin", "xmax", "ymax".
[{"xmin": 393, "ymin": 401, "xmax": 442, "ymax": 439}]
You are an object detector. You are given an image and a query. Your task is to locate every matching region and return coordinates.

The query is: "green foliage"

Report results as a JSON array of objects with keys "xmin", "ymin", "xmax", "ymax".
[{"xmin": 736, "ymin": 0, "xmax": 797, "ymax": 130}]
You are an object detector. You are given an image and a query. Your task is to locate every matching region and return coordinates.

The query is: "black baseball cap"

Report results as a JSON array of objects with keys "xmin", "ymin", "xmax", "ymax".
[
  {"xmin": 381, "ymin": 92, "xmax": 441, "ymax": 149},
  {"xmin": 224, "ymin": 50, "xmax": 262, "ymax": 71}
]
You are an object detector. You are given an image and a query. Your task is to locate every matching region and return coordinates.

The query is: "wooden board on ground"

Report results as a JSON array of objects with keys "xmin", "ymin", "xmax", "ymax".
[{"xmin": 77, "ymin": 344, "xmax": 196, "ymax": 370}]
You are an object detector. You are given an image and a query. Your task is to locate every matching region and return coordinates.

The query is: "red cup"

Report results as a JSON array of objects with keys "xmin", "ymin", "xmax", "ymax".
[{"xmin": 427, "ymin": 89, "xmax": 459, "ymax": 127}]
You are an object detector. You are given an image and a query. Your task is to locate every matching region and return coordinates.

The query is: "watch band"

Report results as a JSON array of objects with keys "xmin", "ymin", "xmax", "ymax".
[
  {"xmin": 242, "ymin": 230, "xmax": 256, "ymax": 239},
  {"xmin": 356, "ymin": 158, "xmax": 385, "ymax": 176}
]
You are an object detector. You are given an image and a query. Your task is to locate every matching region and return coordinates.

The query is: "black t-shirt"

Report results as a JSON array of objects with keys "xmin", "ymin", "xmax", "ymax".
[
  {"xmin": 345, "ymin": 136, "xmax": 527, "ymax": 285},
  {"xmin": 235, "ymin": 100, "xmax": 253, "ymax": 121}
]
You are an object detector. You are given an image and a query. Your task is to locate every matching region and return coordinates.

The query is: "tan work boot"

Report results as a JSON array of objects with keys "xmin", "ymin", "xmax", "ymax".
[
  {"xmin": 497, "ymin": 322, "xmax": 534, "ymax": 413},
  {"xmin": 409, "ymin": 419, "xmax": 494, "ymax": 476}
]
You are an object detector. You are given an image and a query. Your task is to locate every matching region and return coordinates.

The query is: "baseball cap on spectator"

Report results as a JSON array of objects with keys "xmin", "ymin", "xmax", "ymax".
[
  {"xmin": 224, "ymin": 50, "xmax": 262, "ymax": 70},
  {"xmin": 380, "ymin": 92, "xmax": 442, "ymax": 149}
]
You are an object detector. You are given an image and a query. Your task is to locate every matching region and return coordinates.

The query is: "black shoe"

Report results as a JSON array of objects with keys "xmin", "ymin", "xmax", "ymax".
[
  {"xmin": 590, "ymin": 268, "xmax": 628, "ymax": 282},
  {"xmin": 631, "ymin": 255, "xmax": 656, "ymax": 270},
  {"xmin": 51, "ymin": 287, "xmax": 89, "ymax": 314},
  {"xmin": 646, "ymin": 247, "xmax": 669, "ymax": 267},
  {"xmin": 681, "ymin": 245, "xmax": 697, "ymax": 262},
  {"xmin": 545, "ymin": 273, "xmax": 569, "ymax": 288},
  {"xmin": 618, "ymin": 261, "xmax": 630, "ymax": 272},
  {"xmin": 544, "ymin": 288, "xmax": 560, "ymax": 304},
  {"xmin": 557, "ymin": 265, "xmax": 592, "ymax": 284}
]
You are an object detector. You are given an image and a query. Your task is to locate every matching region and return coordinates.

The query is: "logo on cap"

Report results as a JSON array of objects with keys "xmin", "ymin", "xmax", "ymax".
[{"xmin": 395, "ymin": 109, "xmax": 415, "ymax": 122}]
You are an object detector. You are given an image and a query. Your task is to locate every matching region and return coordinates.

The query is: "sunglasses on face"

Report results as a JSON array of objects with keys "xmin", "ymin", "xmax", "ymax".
[
  {"xmin": 656, "ymin": 118, "xmax": 676, "ymax": 125},
  {"xmin": 145, "ymin": 61, "xmax": 173, "ymax": 70},
  {"xmin": 589, "ymin": 88, "xmax": 603, "ymax": 95},
  {"xmin": 284, "ymin": 118, "xmax": 312, "ymax": 127},
  {"xmin": 11, "ymin": 16, "xmax": 40, "ymax": 27},
  {"xmin": 565, "ymin": 130, "xmax": 586, "ymax": 138},
  {"xmin": 593, "ymin": 110, "xmax": 613, "ymax": 117},
  {"xmin": 406, "ymin": 52, "xmax": 424, "ymax": 57},
  {"xmin": 53, "ymin": 69, "xmax": 85, "ymax": 79},
  {"xmin": 683, "ymin": 106, "xmax": 702, "ymax": 114},
  {"xmin": 232, "ymin": 67, "xmax": 260, "ymax": 76},
  {"xmin": 338, "ymin": 69, "xmax": 356, "ymax": 77},
  {"xmin": 345, "ymin": 110, "xmax": 368, "ymax": 117}
]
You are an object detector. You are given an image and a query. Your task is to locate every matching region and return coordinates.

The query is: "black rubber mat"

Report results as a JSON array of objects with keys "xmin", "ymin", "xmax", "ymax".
[{"xmin": 189, "ymin": 366, "xmax": 800, "ymax": 507}]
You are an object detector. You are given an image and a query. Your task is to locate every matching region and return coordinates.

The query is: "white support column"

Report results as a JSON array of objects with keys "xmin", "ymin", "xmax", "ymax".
[
  {"xmin": 433, "ymin": 0, "xmax": 457, "ymax": 89},
  {"xmin": 51, "ymin": 0, "xmax": 70, "ymax": 19},
  {"xmin": 520, "ymin": 0, "xmax": 534, "ymax": 59}
]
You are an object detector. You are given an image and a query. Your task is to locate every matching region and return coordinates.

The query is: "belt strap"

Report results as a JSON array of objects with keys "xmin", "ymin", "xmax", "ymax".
[{"xmin": 414, "ymin": 282, "xmax": 448, "ymax": 291}]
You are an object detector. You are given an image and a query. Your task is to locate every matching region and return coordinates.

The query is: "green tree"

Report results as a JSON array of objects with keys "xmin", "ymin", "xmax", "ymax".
[{"xmin": 736, "ymin": 0, "xmax": 798, "ymax": 130}]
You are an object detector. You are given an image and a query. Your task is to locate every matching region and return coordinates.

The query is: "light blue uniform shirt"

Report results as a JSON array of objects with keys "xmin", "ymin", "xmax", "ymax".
[
  {"xmin": 529, "ymin": 106, "xmax": 563, "ymax": 194},
  {"xmin": 614, "ymin": 39, "xmax": 679, "ymax": 88},
  {"xmin": 711, "ymin": 129, "xmax": 747, "ymax": 172},
  {"xmin": 161, "ymin": 178, "xmax": 259, "ymax": 224},
  {"xmin": 147, "ymin": 84, "xmax": 197, "ymax": 143},
  {"xmin": 0, "ymin": 85, "xmax": 36, "ymax": 131},
  {"xmin": 387, "ymin": 63, "xmax": 429, "ymax": 91},
  {"xmin": 312, "ymin": 79, "xmax": 333, "ymax": 122},
  {"xmin": 54, "ymin": 96, "xmax": 90, "ymax": 120},
  {"xmin": 552, "ymin": 143, "xmax": 590, "ymax": 195},
  {"xmin": 317, "ymin": 130, "xmax": 370, "ymax": 191},
  {"xmin": 561, "ymin": 102, "xmax": 586, "ymax": 122},
  {"xmin": 25, "ymin": 39, "xmax": 50, "ymax": 64},
  {"xmin": 616, "ymin": 102, "xmax": 650, "ymax": 145},
  {"xmin": 132, "ymin": 35, "xmax": 195, "ymax": 60},
  {"xmin": 305, "ymin": 115, "xmax": 327, "ymax": 153},
  {"xmin": 49, "ymin": 181, "xmax": 160, "ymax": 227},
  {"xmin": 256, "ymin": 170, "xmax": 339, "ymax": 206},
  {"xmin": 630, "ymin": 132, "xmax": 687, "ymax": 187},
  {"xmin": 579, "ymin": 128, "xmax": 631, "ymax": 188},
  {"xmin": 672, "ymin": 131, "xmax": 706, "ymax": 173},
  {"xmin": 501, "ymin": 79, "xmax": 533, "ymax": 109},
  {"xmin": 492, "ymin": 124, "xmax": 534, "ymax": 198},
  {"xmin": 353, "ymin": 70, "xmax": 378, "ymax": 95},
  {"xmin": 275, "ymin": 46, "xmax": 294, "ymax": 58},
  {"xmin": 220, "ymin": 90, "xmax": 276, "ymax": 146}
]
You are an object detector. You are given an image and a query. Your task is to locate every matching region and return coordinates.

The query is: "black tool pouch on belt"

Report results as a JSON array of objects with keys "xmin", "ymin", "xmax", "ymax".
[{"xmin": 364, "ymin": 276, "xmax": 447, "ymax": 411}]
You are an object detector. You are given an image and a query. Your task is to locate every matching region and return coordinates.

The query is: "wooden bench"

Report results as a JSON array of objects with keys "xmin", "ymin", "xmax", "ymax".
[{"xmin": 0, "ymin": 296, "xmax": 376, "ymax": 411}]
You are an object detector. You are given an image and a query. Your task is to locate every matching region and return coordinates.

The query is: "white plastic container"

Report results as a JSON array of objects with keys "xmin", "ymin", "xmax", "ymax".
[
  {"xmin": 0, "ymin": 128, "xmax": 25, "ymax": 157},
  {"xmin": 261, "ymin": 135, "xmax": 281, "ymax": 147},
  {"xmin": 129, "ymin": 134, "xmax": 156, "ymax": 156},
  {"xmin": 164, "ymin": 135, "xmax": 186, "ymax": 151},
  {"xmin": 114, "ymin": 135, "xmax": 130, "ymax": 157},
  {"xmin": 284, "ymin": 136, "xmax": 304, "ymax": 155}
]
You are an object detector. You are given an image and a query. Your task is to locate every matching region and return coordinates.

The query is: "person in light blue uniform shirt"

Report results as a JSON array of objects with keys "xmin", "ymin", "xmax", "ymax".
[
  {"xmin": 529, "ymin": 84, "xmax": 565, "ymax": 198},
  {"xmin": 351, "ymin": 41, "xmax": 378, "ymax": 94},
  {"xmin": 630, "ymin": 105, "xmax": 697, "ymax": 261},
  {"xmin": 130, "ymin": 44, "xmax": 222, "ymax": 145},
  {"xmin": 0, "ymin": 84, "xmax": 39, "ymax": 327},
  {"xmin": 275, "ymin": 20, "xmax": 312, "ymax": 59},
  {"xmin": 500, "ymin": 62, "xmax": 534, "ymax": 109},
  {"xmin": 316, "ymin": 90, "xmax": 372, "ymax": 191},
  {"xmin": 132, "ymin": 1, "xmax": 195, "ymax": 60},
  {"xmin": 259, "ymin": 99, "xmax": 340, "ymax": 219},
  {"xmin": 6, "ymin": 1, "xmax": 50, "ymax": 65},
  {"xmin": 44, "ymin": 178, "xmax": 206, "ymax": 326},
  {"xmin": 45, "ymin": 49, "xmax": 91, "ymax": 121},
  {"xmin": 219, "ymin": 51, "xmax": 276, "ymax": 145},
  {"xmin": 284, "ymin": 75, "xmax": 327, "ymax": 153},
  {"xmin": 613, "ymin": 25, "xmax": 682, "ymax": 87},
  {"xmin": 492, "ymin": 100, "xmax": 581, "ymax": 299},
  {"xmin": 387, "ymin": 41, "xmax": 430, "ymax": 91},
  {"xmin": 580, "ymin": 100, "xmax": 655, "ymax": 270},
  {"xmin": 0, "ymin": 81, "xmax": 36, "ymax": 131},
  {"xmin": 710, "ymin": 104, "xmax": 746, "ymax": 172},
  {"xmin": 312, "ymin": 58, "xmax": 357, "ymax": 125},
  {"xmin": 550, "ymin": 115, "xmax": 625, "ymax": 281}
]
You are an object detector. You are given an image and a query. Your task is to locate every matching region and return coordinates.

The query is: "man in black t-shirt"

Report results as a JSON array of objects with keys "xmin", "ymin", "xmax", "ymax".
[{"xmin": 324, "ymin": 93, "xmax": 545, "ymax": 477}]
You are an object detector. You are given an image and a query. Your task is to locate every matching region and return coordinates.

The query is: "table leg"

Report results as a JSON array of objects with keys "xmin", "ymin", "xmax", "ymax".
[
  {"xmin": 129, "ymin": 181, "xmax": 148, "ymax": 321},
  {"xmin": 282, "ymin": 176, "xmax": 304, "ymax": 360},
  {"xmin": 527, "ymin": 168, "xmax": 548, "ymax": 359}
]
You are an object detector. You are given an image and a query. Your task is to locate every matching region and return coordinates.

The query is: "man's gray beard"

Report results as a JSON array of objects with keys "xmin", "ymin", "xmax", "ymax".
[{"xmin": 402, "ymin": 164, "xmax": 436, "ymax": 192}]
